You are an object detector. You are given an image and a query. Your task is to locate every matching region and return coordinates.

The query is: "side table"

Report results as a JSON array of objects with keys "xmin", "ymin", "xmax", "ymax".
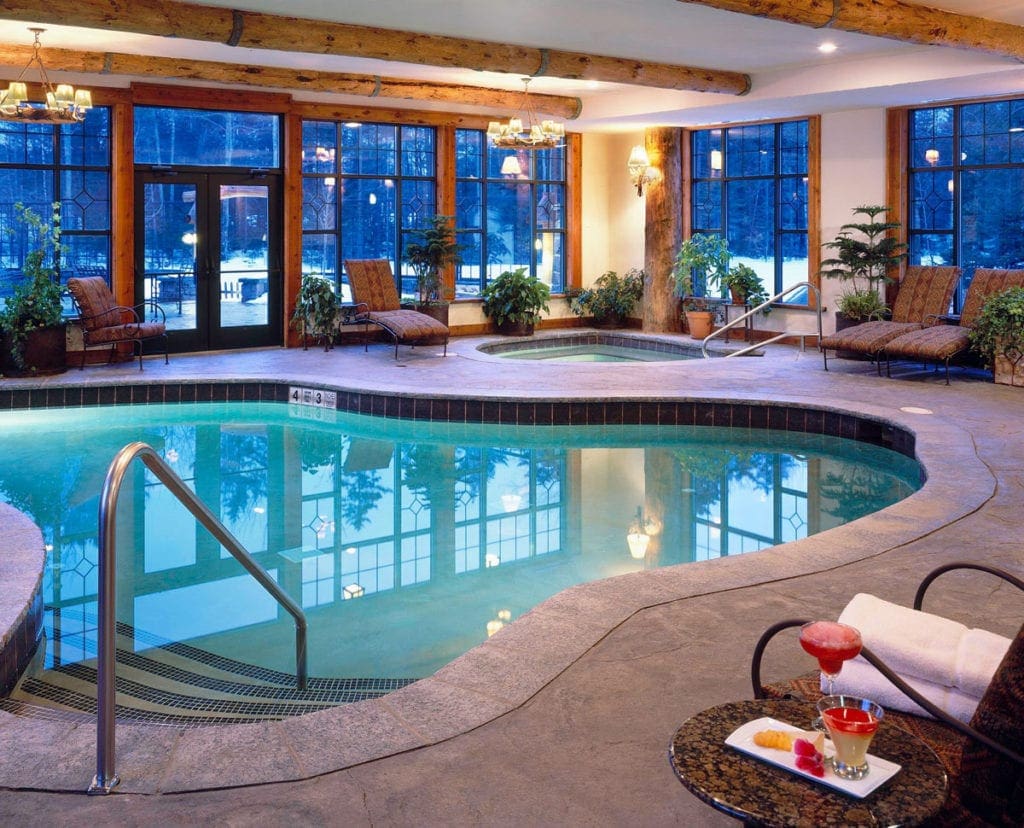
[{"xmin": 669, "ymin": 699, "xmax": 947, "ymax": 827}]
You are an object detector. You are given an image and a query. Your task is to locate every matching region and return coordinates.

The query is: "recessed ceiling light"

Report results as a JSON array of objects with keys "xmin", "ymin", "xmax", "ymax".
[{"xmin": 818, "ymin": 42, "xmax": 838, "ymax": 54}]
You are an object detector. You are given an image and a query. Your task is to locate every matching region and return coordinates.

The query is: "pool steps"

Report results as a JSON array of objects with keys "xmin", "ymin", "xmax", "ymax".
[{"xmin": 4, "ymin": 608, "xmax": 414, "ymax": 726}]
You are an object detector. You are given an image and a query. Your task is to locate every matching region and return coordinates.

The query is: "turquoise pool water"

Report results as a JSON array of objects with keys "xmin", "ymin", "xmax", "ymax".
[
  {"xmin": 0, "ymin": 402, "xmax": 921, "ymax": 680},
  {"xmin": 495, "ymin": 344, "xmax": 693, "ymax": 362}
]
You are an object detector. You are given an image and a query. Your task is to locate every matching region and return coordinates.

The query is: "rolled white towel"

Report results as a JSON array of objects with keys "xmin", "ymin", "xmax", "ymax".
[
  {"xmin": 955, "ymin": 627, "xmax": 1011, "ymax": 698},
  {"xmin": 829, "ymin": 657, "xmax": 981, "ymax": 723},
  {"xmin": 838, "ymin": 593, "xmax": 965, "ymax": 687}
]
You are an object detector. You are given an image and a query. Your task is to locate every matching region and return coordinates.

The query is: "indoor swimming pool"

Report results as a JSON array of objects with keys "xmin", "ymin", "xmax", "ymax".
[{"xmin": 0, "ymin": 401, "xmax": 921, "ymax": 685}]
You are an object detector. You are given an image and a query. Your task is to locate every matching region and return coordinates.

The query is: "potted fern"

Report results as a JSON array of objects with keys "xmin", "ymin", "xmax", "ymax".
[
  {"xmin": 570, "ymin": 268, "xmax": 644, "ymax": 328},
  {"xmin": 481, "ymin": 267, "xmax": 550, "ymax": 336},
  {"xmin": 819, "ymin": 205, "xmax": 906, "ymax": 326},
  {"xmin": 404, "ymin": 214, "xmax": 462, "ymax": 326},
  {"xmin": 674, "ymin": 233, "xmax": 729, "ymax": 339},
  {"xmin": 969, "ymin": 286, "xmax": 1024, "ymax": 386},
  {"xmin": 0, "ymin": 203, "xmax": 67, "ymax": 376}
]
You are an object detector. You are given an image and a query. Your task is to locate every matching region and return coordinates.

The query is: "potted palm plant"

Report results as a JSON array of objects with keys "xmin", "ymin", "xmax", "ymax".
[
  {"xmin": 404, "ymin": 214, "xmax": 462, "ymax": 326},
  {"xmin": 481, "ymin": 267, "xmax": 550, "ymax": 336},
  {"xmin": 0, "ymin": 203, "xmax": 67, "ymax": 376},
  {"xmin": 969, "ymin": 286, "xmax": 1024, "ymax": 386},
  {"xmin": 570, "ymin": 268, "xmax": 644, "ymax": 328},
  {"xmin": 674, "ymin": 233, "xmax": 729, "ymax": 339},
  {"xmin": 819, "ymin": 205, "xmax": 906, "ymax": 327}
]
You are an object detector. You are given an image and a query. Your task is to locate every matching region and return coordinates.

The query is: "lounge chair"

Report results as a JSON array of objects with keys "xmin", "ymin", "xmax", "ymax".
[
  {"xmin": 343, "ymin": 259, "xmax": 449, "ymax": 359},
  {"xmin": 820, "ymin": 265, "xmax": 961, "ymax": 372},
  {"xmin": 751, "ymin": 562, "xmax": 1024, "ymax": 826},
  {"xmin": 66, "ymin": 276, "xmax": 168, "ymax": 371},
  {"xmin": 883, "ymin": 267, "xmax": 1024, "ymax": 384}
]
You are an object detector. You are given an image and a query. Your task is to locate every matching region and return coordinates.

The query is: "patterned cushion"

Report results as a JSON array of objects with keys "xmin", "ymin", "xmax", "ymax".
[
  {"xmin": 958, "ymin": 622, "xmax": 1024, "ymax": 825},
  {"xmin": 889, "ymin": 265, "xmax": 961, "ymax": 324},
  {"xmin": 820, "ymin": 320, "xmax": 922, "ymax": 354},
  {"xmin": 86, "ymin": 321, "xmax": 166, "ymax": 344},
  {"xmin": 67, "ymin": 276, "xmax": 126, "ymax": 330},
  {"xmin": 345, "ymin": 259, "xmax": 402, "ymax": 312},
  {"xmin": 960, "ymin": 269, "xmax": 1024, "ymax": 327},
  {"xmin": 884, "ymin": 325, "xmax": 971, "ymax": 361},
  {"xmin": 368, "ymin": 309, "xmax": 448, "ymax": 342}
]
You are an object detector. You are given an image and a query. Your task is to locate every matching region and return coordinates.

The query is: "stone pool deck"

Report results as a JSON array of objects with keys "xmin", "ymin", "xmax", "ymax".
[{"xmin": 0, "ymin": 332, "xmax": 1021, "ymax": 825}]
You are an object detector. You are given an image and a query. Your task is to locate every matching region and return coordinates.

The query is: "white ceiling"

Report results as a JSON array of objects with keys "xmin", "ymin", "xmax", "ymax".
[{"xmin": 2, "ymin": 0, "xmax": 1024, "ymax": 130}]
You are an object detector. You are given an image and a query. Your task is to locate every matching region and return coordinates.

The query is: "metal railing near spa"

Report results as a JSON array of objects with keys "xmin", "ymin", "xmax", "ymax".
[{"xmin": 701, "ymin": 281, "xmax": 823, "ymax": 359}]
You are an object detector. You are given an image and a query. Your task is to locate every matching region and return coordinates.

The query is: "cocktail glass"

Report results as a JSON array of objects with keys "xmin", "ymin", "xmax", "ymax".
[
  {"xmin": 816, "ymin": 695, "xmax": 884, "ymax": 780},
  {"xmin": 799, "ymin": 620, "xmax": 862, "ymax": 694}
]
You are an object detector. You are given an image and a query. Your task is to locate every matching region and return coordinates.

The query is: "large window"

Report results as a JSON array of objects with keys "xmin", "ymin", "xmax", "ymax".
[
  {"xmin": 690, "ymin": 120, "xmax": 809, "ymax": 303},
  {"xmin": 301, "ymin": 121, "xmax": 436, "ymax": 301},
  {"xmin": 454, "ymin": 130, "xmax": 565, "ymax": 297},
  {"xmin": 0, "ymin": 109, "xmax": 111, "ymax": 310},
  {"xmin": 908, "ymin": 99, "xmax": 1024, "ymax": 309}
]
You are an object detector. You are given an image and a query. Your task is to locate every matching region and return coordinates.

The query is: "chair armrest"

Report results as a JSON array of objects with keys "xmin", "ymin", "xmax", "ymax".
[
  {"xmin": 133, "ymin": 300, "xmax": 167, "ymax": 324},
  {"xmin": 914, "ymin": 562, "xmax": 1024, "ymax": 611},
  {"xmin": 340, "ymin": 302, "xmax": 369, "ymax": 324},
  {"xmin": 750, "ymin": 617, "xmax": 809, "ymax": 699}
]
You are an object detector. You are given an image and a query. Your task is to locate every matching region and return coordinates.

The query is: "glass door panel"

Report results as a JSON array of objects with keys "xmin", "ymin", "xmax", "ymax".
[
  {"xmin": 218, "ymin": 183, "xmax": 270, "ymax": 330},
  {"xmin": 139, "ymin": 180, "xmax": 199, "ymax": 335}
]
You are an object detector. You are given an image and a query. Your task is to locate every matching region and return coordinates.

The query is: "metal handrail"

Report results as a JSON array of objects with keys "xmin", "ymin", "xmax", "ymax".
[
  {"xmin": 701, "ymin": 281, "xmax": 823, "ymax": 359},
  {"xmin": 89, "ymin": 441, "xmax": 308, "ymax": 795}
]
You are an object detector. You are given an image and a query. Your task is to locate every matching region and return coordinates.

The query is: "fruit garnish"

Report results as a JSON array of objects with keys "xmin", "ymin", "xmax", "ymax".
[{"xmin": 793, "ymin": 736, "xmax": 826, "ymax": 777}]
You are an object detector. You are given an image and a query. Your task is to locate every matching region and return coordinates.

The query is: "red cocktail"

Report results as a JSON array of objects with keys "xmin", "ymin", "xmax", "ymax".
[
  {"xmin": 817, "ymin": 695, "xmax": 884, "ymax": 779},
  {"xmin": 799, "ymin": 621, "xmax": 862, "ymax": 692}
]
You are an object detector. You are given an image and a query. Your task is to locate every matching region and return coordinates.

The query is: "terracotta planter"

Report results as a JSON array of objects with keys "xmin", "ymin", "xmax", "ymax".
[
  {"xmin": 684, "ymin": 310, "xmax": 714, "ymax": 340},
  {"xmin": 1, "ymin": 323, "xmax": 67, "ymax": 376},
  {"xmin": 496, "ymin": 319, "xmax": 534, "ymax": 336},
  {"xmin": 993, "ymin": 352, "xmax": 1024, "ymax": 386}
]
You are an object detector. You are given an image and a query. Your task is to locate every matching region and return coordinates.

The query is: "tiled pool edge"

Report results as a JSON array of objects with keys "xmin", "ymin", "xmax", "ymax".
[
  {"xmin": 0, "ymin": 505, "xmax": 45, "ymax": 699},
  {"xmin": 0, "ymin": 381, "xmax": 916, "ymax": 457},
  {"xmin": 0, "ymin": 381, "xmax": 992, "ymax": 794}
]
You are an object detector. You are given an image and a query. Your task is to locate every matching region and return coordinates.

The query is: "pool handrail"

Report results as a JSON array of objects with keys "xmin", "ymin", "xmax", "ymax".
[
  {"xmin": 89, "ymin": 441, "xmax": 308, "ymax": 795},
  {"xmin": 701, "ymin": 281, "xmax": 823, "ymax": 358}
]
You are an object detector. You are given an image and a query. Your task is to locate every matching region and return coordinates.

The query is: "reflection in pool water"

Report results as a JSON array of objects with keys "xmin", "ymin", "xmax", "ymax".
[{"xmin": 0, "ymin": 403, "xmax": 921, "ymax": 681}]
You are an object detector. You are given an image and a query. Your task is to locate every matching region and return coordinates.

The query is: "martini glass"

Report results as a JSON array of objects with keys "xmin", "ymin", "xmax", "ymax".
[{"xmin": 799, "ymin": 621, "xmax": 863, "ymax": 728}]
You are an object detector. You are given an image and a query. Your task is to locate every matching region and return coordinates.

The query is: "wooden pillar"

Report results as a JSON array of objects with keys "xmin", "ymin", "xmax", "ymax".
[{"xmin": 642, "ymin": 127, "xmax": 683, "ymax": 333}]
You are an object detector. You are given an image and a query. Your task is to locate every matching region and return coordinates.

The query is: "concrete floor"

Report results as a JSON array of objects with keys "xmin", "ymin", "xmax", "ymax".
[{"xmin": 0, "ymin": 331, "xmax": 1022, "ymax": 826}]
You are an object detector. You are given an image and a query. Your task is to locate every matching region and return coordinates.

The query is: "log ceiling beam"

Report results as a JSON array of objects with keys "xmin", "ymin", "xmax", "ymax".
[
  {"xmin": 0, "ymin": 43, "xmax": 584, "ymax": 119},
  {"xmin": 677, "ymin": 0, "xmax": 1024, "ymax": 62},
  {"xmin": 0, "ymin": 0, "xmax": 752, "ymax": 95}
]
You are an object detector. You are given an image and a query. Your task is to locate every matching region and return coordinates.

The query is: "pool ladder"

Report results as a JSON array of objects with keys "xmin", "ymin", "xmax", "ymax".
[
  {"xmin": 700, "ymin": 281, "xmax": 823, "ymax": 358},
  {"xmin": 88, "ymin": 441, "xmax": 308, "ymax": 795}
]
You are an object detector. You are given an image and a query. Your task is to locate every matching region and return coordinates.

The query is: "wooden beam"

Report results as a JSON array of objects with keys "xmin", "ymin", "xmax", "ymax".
[
  {"xmin": 677, "ymin": 0, "xmax": 1024, "ymax": 62},
  {"xmin": 0, "ymin": 0, "xmax": 751, "ymax": 95},
  {"xmin": 0, "ymin": 43, "xmax": 583, "ymax": 119}
]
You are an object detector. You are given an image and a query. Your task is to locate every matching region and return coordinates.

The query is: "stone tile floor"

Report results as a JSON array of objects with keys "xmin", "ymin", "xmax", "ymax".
[{"xmin": 0, "ymin": 331, "xmax": 1022, "ymax": 825}]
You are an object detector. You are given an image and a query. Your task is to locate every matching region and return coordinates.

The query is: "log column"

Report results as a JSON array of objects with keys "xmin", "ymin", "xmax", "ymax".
[{"xmin": 642, "ymin": 127, "xmax": 683, "ymax": 333}]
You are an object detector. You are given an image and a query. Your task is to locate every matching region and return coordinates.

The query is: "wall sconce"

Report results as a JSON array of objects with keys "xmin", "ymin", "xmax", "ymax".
[
  {"xmin": 710, "ymin": 149, "xmax": 723, "ymax": 175},
  {"xmin": 925, "ymin": 148, "xmax": 940, "ymax": 166},
  {"xmin": 627, "ymin": 145, "xmax": 655, "ymax": 197},
  {"xmin": 626, "ymin": 506, "xmax": 658, "ymax": 560}
]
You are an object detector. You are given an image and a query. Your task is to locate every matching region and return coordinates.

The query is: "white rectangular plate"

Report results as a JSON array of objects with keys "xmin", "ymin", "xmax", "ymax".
[{"xmin": 725, "ymin": 716, "xmax": 901, "ymax": 799}]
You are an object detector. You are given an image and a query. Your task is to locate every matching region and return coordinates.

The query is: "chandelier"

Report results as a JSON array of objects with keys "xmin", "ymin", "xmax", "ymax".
[
  {"xmin": 487, "ymin": 78, "xmax": 565, "ymax": 150},
  {"xmin": 0, "ymin": 29, "xmax": 93, "ymax": 124}
]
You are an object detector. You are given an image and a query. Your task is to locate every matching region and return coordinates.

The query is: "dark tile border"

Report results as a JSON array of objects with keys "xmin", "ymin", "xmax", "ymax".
[{"xmin": 0, "ymin": 381, "xmax": 917, "ymax": 458}]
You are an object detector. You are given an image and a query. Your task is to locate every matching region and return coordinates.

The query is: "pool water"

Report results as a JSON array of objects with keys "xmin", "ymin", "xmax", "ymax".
[
  {"xmin": 498, "ymin": 344, "xmax": 693, "ymax": 362},
  {"xmin": 0, "ymin": 402, "xmax": 921, "ymax": 681}
]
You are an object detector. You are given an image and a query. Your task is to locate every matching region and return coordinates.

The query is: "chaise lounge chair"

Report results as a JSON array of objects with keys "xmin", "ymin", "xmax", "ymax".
[
  {"xmin": 750, "ymin": 562, "xmax": 1024, "ymax": 826},
  {"xmin": 66, "ymin": 276, "xmax": 168, "ymax": 371},
  {"xmin": 343, "ymin": 259, "xmax": 449, "ymax": 359},
  {"xmin": 882, "ymin": 267, "xmax": 1024, "ymax": 384},
  {"xmin": 819, "ymin": 265, "xmax": 961, "ymax": 372}
]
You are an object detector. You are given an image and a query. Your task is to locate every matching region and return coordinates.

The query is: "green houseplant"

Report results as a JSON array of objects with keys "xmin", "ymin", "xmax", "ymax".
[
  {"xmin": 674, "ymin": 233, "xmax": 730, "ymax": 339},
  {"xmin": 291, "ymin": 274, "xmax": 340, "ymax": 351},
  {"xmin": 721, "ymin": 263, "xmax": 770, "ymax": 311},
  {"xmin": 819, "ymin": 205, "xmax": 906, "ymax": 324},
  {"xmin": 969, "ymin": 286, "xmax": 1024, "ymax": 386},
  {"xmin": 570, "ymin": 268, "xmax": 644, "ymax": 327},
  {"xmin": 404, "ymin": 214, "xmax": 462, "ymax": 324},
  {"xmin": 481, "ymin": 267, "xmax": 550, "ymax": 336},
  {"xmin": 0, "ymin": 203, "xmax": 67, "ymax": 376}
]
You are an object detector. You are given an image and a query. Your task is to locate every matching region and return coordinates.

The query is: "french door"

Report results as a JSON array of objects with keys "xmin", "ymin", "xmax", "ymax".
[{"xmin": 135, "ymin": 171, "xmax": 282, "ymax": 351}]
